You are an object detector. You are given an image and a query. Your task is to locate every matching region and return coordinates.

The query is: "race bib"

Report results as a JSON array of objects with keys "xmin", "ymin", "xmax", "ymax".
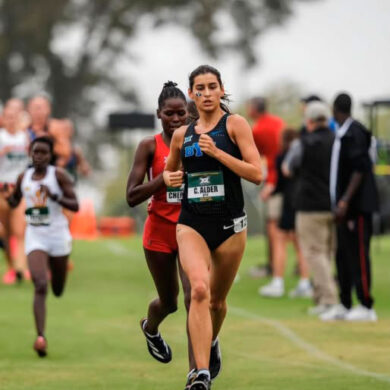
[
  {"xmin": 7, "ymin": 151, "xmax": 26, "ymax": 162},
  {"xmin": 166, "ymin": 185, "xmax": 184, "ymax": 204},
  {"xmin": 25, "ymin": 207, "xmax": 50, "ymax": 226},
  {"xmin": 187, "ymin": 171, "xmax": 225, "ymax": 203},
  {"xmin": 233, "ymin": 214, "xmax": 247, "ymax": 233}
]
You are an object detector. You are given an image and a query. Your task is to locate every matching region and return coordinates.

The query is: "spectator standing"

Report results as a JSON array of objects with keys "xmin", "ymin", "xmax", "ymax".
[
  {"xmin": 259, "ymin": 129, "xmax": 311, "ymax": 298},
  {"xmin": 300, "ymin": 95, "xmax": 337, "ymax": 135},
  {"xmin": 283, "ymin": 101, "xmax": 338, "ymax": 314},
  {"xmin": 247, "ymin": 97, "xmax": 285, "ymax": 278},
  {"xmin": 321, "ymin": 93, "xmax": 379, "ymax": 321}
]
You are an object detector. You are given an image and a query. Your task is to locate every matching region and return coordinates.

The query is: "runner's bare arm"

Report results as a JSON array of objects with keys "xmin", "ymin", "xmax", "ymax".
[
  {"xmin": 198, "ymin": 114, "xmax": 262, "ymax": 184},
  {"xmin": 126, "ymin": 137, "xmax": 165, "ymax": 207},
  {"xmin": 1, "ymin": 173, "xmax": 24, "ymax": 208},
  {"xmin": 163, "ymin": 126, "xmax": 186, "ymax": 187},
  {"xmin": 53, "ymin": 168, "xmax": 79, "ymax": 212}
]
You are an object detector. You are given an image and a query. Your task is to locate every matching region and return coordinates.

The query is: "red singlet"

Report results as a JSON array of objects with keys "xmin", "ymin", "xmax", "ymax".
[{"xmin": 143, "ymin": 134, "xmax": 181, "ymax": 253}]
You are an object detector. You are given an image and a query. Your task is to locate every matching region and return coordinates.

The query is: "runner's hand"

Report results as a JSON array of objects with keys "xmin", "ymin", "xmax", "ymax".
[
  {"xmin": 163, "ymin": 170, "xmax": 183, "ymax": 187},
  {"xmin": 0, "ymin": 146, "xmax": 13, "ymax": 156},
  {"xmin": 0, "ymin": 183, "xmax": 14, "ymax": 199},
  {"xmin": 199, "ymin": 134, "xmax": 218, "ymax": 158},
  {"xmin": 260, "ymin": 183, "xmax": 275, "ymax": 201},
  {"xmin": 40, "ymin": 184, "xmax": 55, "ymax": 200}
]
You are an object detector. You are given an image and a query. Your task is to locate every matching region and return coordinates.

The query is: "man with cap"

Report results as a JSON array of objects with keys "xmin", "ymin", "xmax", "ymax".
[
  {"xmin": 300, "ymin": 95, "xmax": 337, "ymax": 135},
  {"xmin": 283, "ymin": 101, "xmax": 338, "ymax": 315},
  {"xmin": 321, "ymin": 93, "xmax": 378, "ymax": 321}
]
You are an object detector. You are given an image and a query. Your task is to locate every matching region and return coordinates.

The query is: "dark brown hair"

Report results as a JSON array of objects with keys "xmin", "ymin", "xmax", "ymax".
[{"xmin": 188, "ymin": 65, "xmax": 231, "ymax": 114}]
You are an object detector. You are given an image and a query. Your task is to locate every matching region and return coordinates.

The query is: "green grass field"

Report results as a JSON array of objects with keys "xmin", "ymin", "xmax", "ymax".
[{"xmin": 1, "ymin": 236, "xmax": 390, "ymax": 390}]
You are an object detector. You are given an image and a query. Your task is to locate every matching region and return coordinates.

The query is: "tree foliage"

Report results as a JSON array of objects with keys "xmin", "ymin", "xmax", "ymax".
[{"xmin": 0, "ymin": 0, "xmax": 319, "ymax": 118}]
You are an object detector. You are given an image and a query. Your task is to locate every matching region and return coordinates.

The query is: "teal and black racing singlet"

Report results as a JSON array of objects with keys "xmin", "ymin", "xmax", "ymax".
[{"xmin": 180, "ymin": 113, "xmax": 244, "ymax": 218}]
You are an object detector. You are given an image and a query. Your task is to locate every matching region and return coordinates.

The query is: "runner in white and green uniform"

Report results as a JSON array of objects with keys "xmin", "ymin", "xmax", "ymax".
[{"xmin": 1, "ymin": 136, "xmax": 79, "ymax": 358}]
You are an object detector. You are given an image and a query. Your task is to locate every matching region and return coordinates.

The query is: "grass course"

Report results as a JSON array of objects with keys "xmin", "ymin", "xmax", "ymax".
[{"xmin": 0, "ymin": 235, "xmax": 389, "ymax": 389}]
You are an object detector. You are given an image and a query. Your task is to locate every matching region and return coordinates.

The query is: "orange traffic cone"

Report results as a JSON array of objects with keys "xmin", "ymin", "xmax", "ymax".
[{"xmin": 70, "ymin": 199, "xmax": 98, "ymax": 240}]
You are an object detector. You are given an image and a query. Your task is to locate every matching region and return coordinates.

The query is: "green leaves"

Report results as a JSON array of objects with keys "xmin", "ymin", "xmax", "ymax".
[{"xmin": 0, "ymin": 0, "xmax": 319, "ymax": 118}]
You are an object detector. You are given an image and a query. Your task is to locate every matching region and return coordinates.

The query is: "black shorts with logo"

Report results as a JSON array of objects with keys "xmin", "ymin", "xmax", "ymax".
[{"xmin": 178, "ymin": 208, "xmax": 247, "ymax": 251}]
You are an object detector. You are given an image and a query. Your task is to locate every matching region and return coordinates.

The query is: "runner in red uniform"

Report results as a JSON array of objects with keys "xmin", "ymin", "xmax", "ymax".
[
  {"xmin": 143, "ymin": 132, "xmax": 181, "ymax": 253},
  {"xmin": 126, "ymin": 82, "xmax": 194, "ymax": 380}
]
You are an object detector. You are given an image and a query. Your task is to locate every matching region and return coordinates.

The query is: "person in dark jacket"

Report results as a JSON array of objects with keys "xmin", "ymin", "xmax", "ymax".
[
  {"xmin": 322, "ymin": 93, "xmax": 379, "ymax": 322},
  {"xmin": 283, "ymin": 101, "xmax": 338, "ymax": 316}
]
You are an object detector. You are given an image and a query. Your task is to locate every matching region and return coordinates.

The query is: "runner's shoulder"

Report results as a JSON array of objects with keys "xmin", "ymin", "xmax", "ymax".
[
  {"xmin": 54, "ymin": 166, "xmax": 73, "ymax": 183},
  {"xmin": 172, "ymin": 125, "xmax": 188, "ymax": 145},
  {"xmin": 227, "ymin": 114, "xmax": 249, "ymax": 128},
  {"xmin": 137, "ymin": 135, "xmax": 157, "ymax": 156}
]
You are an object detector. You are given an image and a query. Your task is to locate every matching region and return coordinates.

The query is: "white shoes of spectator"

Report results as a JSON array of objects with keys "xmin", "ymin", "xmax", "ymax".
[
  {"xmin": 259, "ymin": 278, "xmax": 313, "ymax": 299},
  {"xmin": 320, "ymin": 304, "xmax": 378, "ymax": 322},
  {"xmin": 344, "ymin": 305, "xmax": 377, "ymax": 322},
  {"xmin": 288, "ymin": 281, "xmax": 313, "ymax": 299},
  {"xmin": 307, "ymin": 304, "xmax": 334, "ymax": 316},
  {"xmin": 259, "ymin": 279, "xmax": 284, "ymax": 298},
  {"xmin": 320, "ymin": 304, "xmax": 349, "ymax": 321}
]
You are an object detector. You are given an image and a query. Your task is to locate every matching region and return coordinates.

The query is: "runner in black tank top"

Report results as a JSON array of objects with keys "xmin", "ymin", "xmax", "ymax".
[
  {"xmin": 181, "ymin": 113, "xmax": 244, "ymax": 218},
  {"xmin": 179, "ymin": 113, "xmax": 246, "ymax": 250},
  {"xmin": 164, "ymin": 65, "xmax": 262, "ymax": 390}
]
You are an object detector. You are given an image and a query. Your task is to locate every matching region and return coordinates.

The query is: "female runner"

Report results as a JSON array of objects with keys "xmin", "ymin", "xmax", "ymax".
[
  {"xmin": 0, "ymin": 103, "xmax": 30, "ymax": 283},
  {"xmin": 126, "ymin": 82, "xmax": 194, "ymax": 383},
  {"xmin": 164, "ymin": 65, "xmax": 262, "ymax": 390},
  {"xmin": 1, "ymin": 136, "xmax": 79, "ymax": 357}
]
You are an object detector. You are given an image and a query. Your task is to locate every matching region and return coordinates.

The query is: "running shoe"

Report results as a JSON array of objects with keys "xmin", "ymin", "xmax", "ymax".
[
  {"xmin": 209, "ymin": 338, "xmax": 222, "ymax": 380},
  {"xmin": 33, "ymin": 336, "xmax": 47, "ymax": 358},
  {"xmin": 140, "ymin": 319, "xmax": 172, "ymax": 363},
  {"xmin": 2, "ymin": 269, "xmax": 16, "ymax": 285},
  {"xmin": 190, "ymin": 371, "xmax": 211, "ymax": 390},
  {"xmin": 184, "ymin": 369, "xmax": 197, "ymax": 390}
]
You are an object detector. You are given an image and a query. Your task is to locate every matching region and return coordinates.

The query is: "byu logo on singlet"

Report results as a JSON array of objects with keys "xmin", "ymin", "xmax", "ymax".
[
  {"xmin": 184, "ymin": 142, "xmax": 203, "ymax": 158},
  {"xmin": 210, "ymin": 129, "xmax": 223, "ymax": 137},
  {"xmin": 184, "ymin": 136, "xmax": 193, "ymax": 144}
]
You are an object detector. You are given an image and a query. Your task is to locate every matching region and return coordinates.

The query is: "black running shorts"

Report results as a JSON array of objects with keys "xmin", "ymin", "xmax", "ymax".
[{"xmin": 178, "ymin": 208, "xmax": 247, "ymax": 251}]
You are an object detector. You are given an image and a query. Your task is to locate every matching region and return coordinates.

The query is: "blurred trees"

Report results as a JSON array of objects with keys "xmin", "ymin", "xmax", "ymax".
[{"xmin": 0, "ymin": 0, "xmax": 320, "ymax": 118}]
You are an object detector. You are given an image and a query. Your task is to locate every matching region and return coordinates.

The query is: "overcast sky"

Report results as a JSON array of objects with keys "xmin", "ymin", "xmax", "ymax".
[{"xmin": 122, "ymin": 0, "xmax": 390, "ymax": 116}]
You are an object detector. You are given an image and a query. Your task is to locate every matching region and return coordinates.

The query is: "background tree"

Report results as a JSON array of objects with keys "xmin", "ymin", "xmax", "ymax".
[{"xmin": 0, "ymin": 0, "xmax": 320, "ymax": 119}]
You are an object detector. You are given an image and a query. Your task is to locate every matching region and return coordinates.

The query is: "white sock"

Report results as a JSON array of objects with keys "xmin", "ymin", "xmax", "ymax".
[
  {"xmin": 298, "ymin": 278, "xmax": 310, "ymax": 289},
  {"xmin": 197, "ymin": 369, "xmax": 210, "ymax": 380},
  {"xmin": 272, "ymin": 277, "xmax": 284, "ymax": 288}
]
